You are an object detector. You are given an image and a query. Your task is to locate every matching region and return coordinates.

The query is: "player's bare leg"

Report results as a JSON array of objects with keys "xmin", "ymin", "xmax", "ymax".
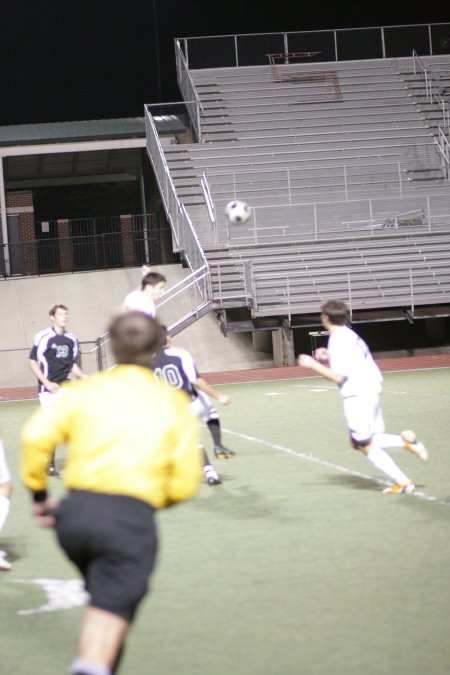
[
  {"xmin": 373, "ymin": 430, "xmax": 428, "ymax": 461},
  {"xmin": 70, "ymin": 607, "xmax": 129, "ymax": 675},
  {"xmin": 355, "ymin": 439, "xmax": 415, "ymax": 494},
  {"xmin": 0, "ymin": 467, "xmax": 12, "ymax": 570}
]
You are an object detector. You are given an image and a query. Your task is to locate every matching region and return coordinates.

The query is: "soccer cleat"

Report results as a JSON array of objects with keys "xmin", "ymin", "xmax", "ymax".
[
  {"xmin": 0, "ymin": 550, "xmax": 12, "ymax": 571},
  {"xmin": 401, "ymin": 430, "xmax": 428, "ymax": 461},
  {"xmin": 47, "ymin": 463, "xmax": 60, "ymax": 477},
  {"xmin": 383, "ymin": 481, "xmax": 415, "ymax": 494},
  {"xmin": 214, "ymin": 445, "xmax": 235, "ymax": 459},
  {"xmin": 204, "ymin": 466, "xmax": 221, "ymax": 485}
]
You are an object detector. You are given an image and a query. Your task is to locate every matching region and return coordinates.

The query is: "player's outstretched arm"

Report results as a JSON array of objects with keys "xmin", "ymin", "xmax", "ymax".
[
  {"xmin": 194, "ymin": 376, "xmax": 230, "ymax": 405},
  {"xmin": 297, "ymin": 354, "xmax": 345, "ymax": 385}
]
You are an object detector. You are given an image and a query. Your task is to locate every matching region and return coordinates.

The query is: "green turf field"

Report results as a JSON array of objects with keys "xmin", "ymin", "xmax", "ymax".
[{"xmin": 1, "ymin": 368, "xmax": 450, "ymax": 675}]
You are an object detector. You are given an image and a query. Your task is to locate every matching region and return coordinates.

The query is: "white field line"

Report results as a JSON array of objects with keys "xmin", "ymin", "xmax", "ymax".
[
  {"xmin": 290, "ymin": 382, "xmax": 450, "ymax": 399},
  {"xmin": 223, "ymin": 427, "xmax": 450, "ymax": 508},
  {"xmin": 210, "ymin": 365, "xmax": 450, "ymax": 386},
  {"xmin": 0, "ymin": 397, "xmax": 37, "ymax": 404}
]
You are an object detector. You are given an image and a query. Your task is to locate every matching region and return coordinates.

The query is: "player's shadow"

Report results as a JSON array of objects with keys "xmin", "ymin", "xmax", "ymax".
[
  {"xmin": 326, "ymin": 474, "xmax": 381, "ymax": 492},
  {"xmin": 194, "ymin": 483, "xmax": 291, "ymax": 520},
  {"xmin": 0, "ymin": 536, "xmax": 21, "ymax": 563}
]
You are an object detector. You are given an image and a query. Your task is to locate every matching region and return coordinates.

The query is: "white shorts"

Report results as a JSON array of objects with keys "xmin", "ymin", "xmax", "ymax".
[
  {"xmin": 189, "ymin": 390, "xmax": 218, "ymax": 423},
  {"xmin": 39, "ymin": 389, "xmax": 65, "ymax": 408},
  {"xmin": 342, "ymin": 393, "xmax": 385, "ymax": 444},
  {"xmin": 0, "ymin": 440, "xmax": 11, "ymax": 485}
]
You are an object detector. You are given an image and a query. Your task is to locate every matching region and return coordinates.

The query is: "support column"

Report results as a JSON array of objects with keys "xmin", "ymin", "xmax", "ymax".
[
  {"xmin": 0, "ymin": 157, "xmax": 10, "ymax": 275},
  {"xmin": 120, "ymin": 214, "xmax": 135, "ymax": 267},
  {"xmin": 272, "ymin": 323, "xmax": 295, "ymax": 366}
]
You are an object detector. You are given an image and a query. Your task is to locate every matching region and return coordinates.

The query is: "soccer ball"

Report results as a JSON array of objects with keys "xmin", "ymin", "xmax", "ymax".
[{"xmin": 225, "ymin": 200, "xmax": 252, "ymax": 224}]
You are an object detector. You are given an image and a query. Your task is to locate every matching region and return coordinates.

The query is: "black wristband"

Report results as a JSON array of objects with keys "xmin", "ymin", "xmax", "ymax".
[{"xmin": 32, "ymin": 490, "xmax": 48, "ymax": 503}]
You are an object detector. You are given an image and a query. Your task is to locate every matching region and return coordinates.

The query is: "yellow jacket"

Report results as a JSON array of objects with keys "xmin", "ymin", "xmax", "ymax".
[{"xmin": 21, "ymin": 365, "xmax": 203, "ymax": 508}]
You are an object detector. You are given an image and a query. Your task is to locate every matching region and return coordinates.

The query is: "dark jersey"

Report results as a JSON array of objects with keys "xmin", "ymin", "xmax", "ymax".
[
  {"xmin": 29, "ymin": 327, "xmax": 79, "ymax": 393},
  {"xmin": 151, "ymin": 346, "xmax": 199, "ymax": 399}
]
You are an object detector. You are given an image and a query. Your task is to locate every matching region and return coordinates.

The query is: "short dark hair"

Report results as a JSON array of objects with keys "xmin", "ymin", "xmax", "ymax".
[
  {"xmin": 109, "ymin": 312, "xmax": 161, "ymax": 366},
  {"xmin": 158, "ymin": 324, "xmax": 170, "ymax": 346},
  {"xmin": 141, "ymin": 272, "xmax": 166, "ymax": 291},
  {"xmin": 49, "ymin": 304, "xmax": 68, "ymax": 316},
  {"xmin": 321, "ymin": 299, "xmax": 349, "ymax": 326}
]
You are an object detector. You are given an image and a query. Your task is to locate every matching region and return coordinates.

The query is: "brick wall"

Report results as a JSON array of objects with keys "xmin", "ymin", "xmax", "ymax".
[
  {"xmin": 120, "ymin": 215, "xmax": 135, "ymax": 266},
  {"xmin": 5, "ymin": 190, "xmax": 38, "ymax": 275},
  {"xmin": 6, "ymin": 190, "xmax": 33, "ymax": 209}
]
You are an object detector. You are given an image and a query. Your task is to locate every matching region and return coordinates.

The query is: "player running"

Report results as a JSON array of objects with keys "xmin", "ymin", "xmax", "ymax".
[
  {"xmin": 151, "ymin": 327, "xmax": 234, "ymax": 485},
  {"xmin": 298, "ymin": 298, "xmax": 428, "ymax": 494}
]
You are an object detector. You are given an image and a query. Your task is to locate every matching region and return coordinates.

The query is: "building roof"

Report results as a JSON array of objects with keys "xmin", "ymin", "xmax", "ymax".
[
  {"xmin": 0, "ymin": 115, "xmax": 185, "ymax": 147},
  {"xmin": 0, "ymin": 116, "xmax": 186, "ymax": 190},
  {"xmin": 0, "ymin": 118, "xmax": 145, "ymax": 147}
]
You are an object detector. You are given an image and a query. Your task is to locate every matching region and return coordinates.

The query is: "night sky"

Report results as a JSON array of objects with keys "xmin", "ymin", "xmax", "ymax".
[{"xmin": 0, "ymin": 0, "xmax": 448, "ymax": 126}]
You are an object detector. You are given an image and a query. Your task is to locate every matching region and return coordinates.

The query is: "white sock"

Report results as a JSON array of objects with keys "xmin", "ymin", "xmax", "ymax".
[
  {"xmin": 366, "ymin": 446, "xmax": 410, "ymax": 484},
  {"xmin": 69, "ymin": 659, "xmax": 111, "ymax": 675},
  {"xmin": 373, "ymin": 433, "xmax": 404, "ymax": 449},
  {"xmin": 0, "ymin": 495, "xmax": 10, "ymax": 532}
]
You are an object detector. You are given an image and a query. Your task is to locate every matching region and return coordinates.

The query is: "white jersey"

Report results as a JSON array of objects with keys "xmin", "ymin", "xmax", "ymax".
[
  {"xmin": 123, "ymin": 290, "xmax": 156, "ymax": 318},
  {"xmin": 327, "ymin": 325, "xmax": 382, "ymax": 398}
]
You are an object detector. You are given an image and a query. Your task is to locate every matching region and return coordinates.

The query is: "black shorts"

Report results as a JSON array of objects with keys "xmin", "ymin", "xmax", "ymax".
[{"xmin": 54, "ymin": 490, "xmax": 158, "ymax": 622}]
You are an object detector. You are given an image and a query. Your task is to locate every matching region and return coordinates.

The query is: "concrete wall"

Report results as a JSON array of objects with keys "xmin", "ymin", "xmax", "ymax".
[{"xmin": 0, "ymin": 265, "xmax": 273, "ymax": 387}]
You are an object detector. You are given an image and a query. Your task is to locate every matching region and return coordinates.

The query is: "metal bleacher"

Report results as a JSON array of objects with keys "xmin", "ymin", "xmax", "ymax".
[{"xmin": 146, "ymin": 28, "xmax": 450, "ymax": 333}]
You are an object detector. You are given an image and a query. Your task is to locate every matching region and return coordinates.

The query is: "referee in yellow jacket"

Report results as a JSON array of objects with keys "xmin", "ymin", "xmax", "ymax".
[{"xmin": 21, "ymin": 311, "xmax": 203, "ymax": 675}]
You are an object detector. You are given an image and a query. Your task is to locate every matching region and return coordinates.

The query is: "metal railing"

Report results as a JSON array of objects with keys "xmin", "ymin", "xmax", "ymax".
[
  {"xmin": 435, "ymin": 126, "xmax": 450, "ymax": 180},
  {"xmin": 155, "ymin": 264, "xmax": 212, "ymax": 334},
  {"xmin": 175, "ymin": 40, "xmax": 203, "ymax": 142},
  {"xmin": 412, "ymin": 49, "xmax": 450, "ymax": 131},
  {"xmin": 0, "ymin": 221, "xmax": 167, "ymax": 277},
  {"xmin": 144, "ymin": 105, "xmax": 210, "ymax": 269},
  {"xmin": 216, "ymin": 193, "xmax": 450, "ymax": 246},
  {"xmin": 177, "ymin": 23, "xmax": 450, "ymax": 70},
  {"xmin": 205, "ymin": 158, "xmax": 447, "ymax": 206},
  {"xmin": 145, "ymin": 106, "xmax": 186, "ymax": 249},
  {"xmin": 0, "ymin": 339, "xmax": 112, "ymax": 388},
  {"xmin": 210, "ymin": 258, "xmax": 254, "ymax": 305},
  {"xmin": 252, "ymin": 264, "xmax": 450, "ymax": 322}
]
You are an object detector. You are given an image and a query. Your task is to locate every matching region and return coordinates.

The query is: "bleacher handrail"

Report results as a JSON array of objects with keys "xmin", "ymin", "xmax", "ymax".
[
  {"xmin": 144, "ymin": 107, "xmax": 183, "ymax": 247},
  {"xmin": 175, "ymin": 40, "xmax": 203, "ymax": 143},
  {"xmin": 178, "ymin": 203, "xmax": 209, "ymax": 271},
  {"xmin": 200, "ymin": 172, "xmax": 219, "ymax": 243},
  {"xmin": 252, "ymin": 261, "xmax": 450, "ymax": 320},
  {"xmin": 145, "ymin": 106, "xmax": 209, "ymax": 271},
  {"xmin": 412, "ymin": 50, "xmax": 450, "ymax": 132},
  {"xmin": 177, "ymin": 24, "xmax": 449, "ymax": 69},
  {"xmin": 434, "ymin": 127, "xmax": 450, "ymax": 181},
  {"xmin": 218, "ymin": 191, "xmax": 450, "ymax": 245},
  {"xmin": 205, "ymin": 158, "xmax": 432, "ymax": 200}
]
